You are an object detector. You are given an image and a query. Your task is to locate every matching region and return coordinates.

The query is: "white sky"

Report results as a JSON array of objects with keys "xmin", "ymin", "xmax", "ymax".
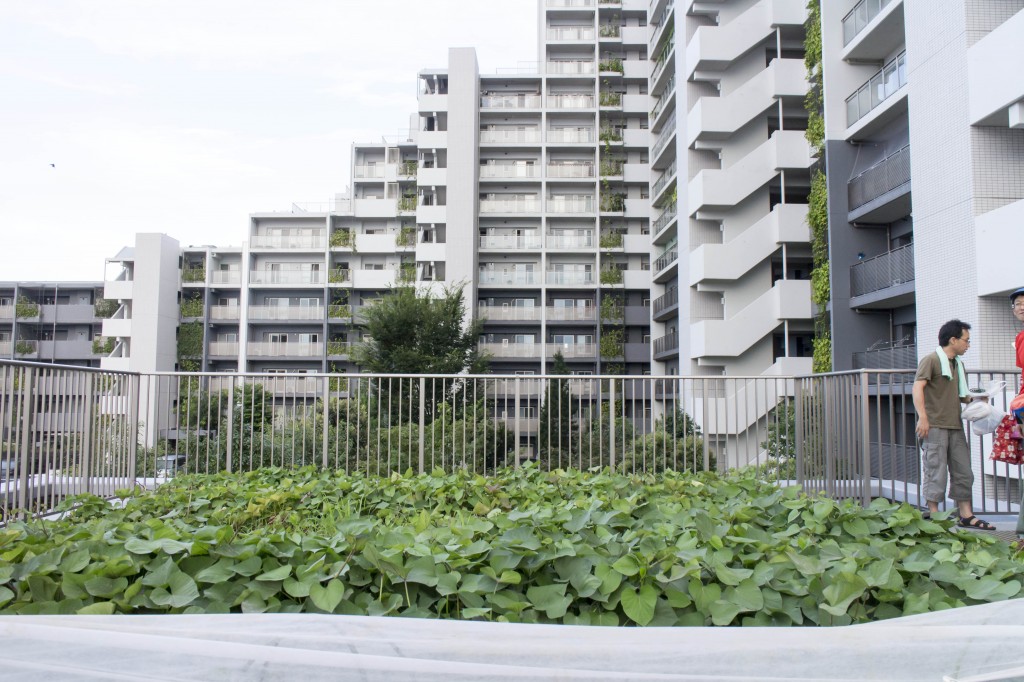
[{"xmin": 0, "ymin": 0, "xmax": 538, "ymax": 282}]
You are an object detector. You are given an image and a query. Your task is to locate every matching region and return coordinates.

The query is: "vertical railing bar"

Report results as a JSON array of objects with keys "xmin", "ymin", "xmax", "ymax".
[{"xmin": 418, "ymin": 377, "xmax": 426, "ymax": 475}]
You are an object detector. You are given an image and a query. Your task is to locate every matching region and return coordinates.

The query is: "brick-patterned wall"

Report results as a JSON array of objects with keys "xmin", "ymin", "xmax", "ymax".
[
  {"xmin": 976, "ymin": 295, "xmax": 1022, "ymax": 369},
  {"xmin": 965, "ymin": 0, "xmax": 1024, "ymax": 46},
  {"xmin": 972, "ymin": 126, "xmax": 1024, "ymax": 216}
]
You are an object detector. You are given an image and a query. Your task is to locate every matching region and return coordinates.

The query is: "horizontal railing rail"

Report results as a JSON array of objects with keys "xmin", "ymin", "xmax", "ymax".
[
  {"xmin": 850, "ymin": 243, "xmax": 914, "ymax": 297},
  {"xmin": 3, "ymin": 361, "xmax": 1020, "ymax": 521},
  {"xmin": 848, "ymin": 145, "xmax": 910, "ymax": 210}
]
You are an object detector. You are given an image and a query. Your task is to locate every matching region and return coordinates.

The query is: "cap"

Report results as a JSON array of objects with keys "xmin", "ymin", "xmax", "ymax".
[{"xmin": 1012, "ymin": 287, "xmax": 1024, "ymax": 303}]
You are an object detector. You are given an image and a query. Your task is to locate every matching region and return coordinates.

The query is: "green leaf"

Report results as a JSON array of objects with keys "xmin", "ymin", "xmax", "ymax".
[
  {"xmin": 77, "ymin": 602, "xmax": 116, "ymax": 615},
  {"xmin": 150, "ymin": 571, "xmax": 200, "ymax": 609},
  {"xmin": 620, "ymin": 584, "xmax": 658, "ymax": 626},
  {"xmin": 821, "ymin": 574, "xmax": 867, "ymax": 616},
  {"xmin": 729, "ymin": 579, "xmax": 764, "ymax": 613},
  {"xmin": 526, "ymin": 583, "xmax": 571, "ymax": 619},
  {"xmin": 84, "ymin": 576, "xmax": 129, "ymax": 599},
  {"xmin": 611, "ymin": 555, "xmax": 641, "ymax": 577},
  {"xmin": 710, "ymin": 599, "xmax": 742, "ymax": 626},
  {"xmin": 256, "ymin": 565, "xmax": 292, "ymax": 582},
  {"xmin": 309, "ymin": 579, "xmax": 345, "ymax": 613}
]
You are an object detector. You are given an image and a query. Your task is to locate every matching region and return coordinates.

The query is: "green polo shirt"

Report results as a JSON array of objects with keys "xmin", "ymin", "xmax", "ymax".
[{"xmin": 914, "ymin": 352, "xmax": 964, "ymax": 430}]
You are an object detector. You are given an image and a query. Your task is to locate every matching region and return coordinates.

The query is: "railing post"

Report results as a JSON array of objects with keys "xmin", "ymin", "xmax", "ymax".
[
  {"xmin": 608, "ymin": 379, "xmax": 616, "ymax": 470},
  {"xmin": 794, "ymin": 378, "xmax": 804, "ymax": 487},
  {"xmin": 81, "ymin": 371, "xmax": 95, "ymax": 495},
  {"xmin": 418, "ymin": 377, "xmax": 426, "ymax": 474},
  {"xmin": 514, "ymin": 379, "xmax": 521, "ymax": 464},
  {"xmin": 860, "ymin": 371, "xmax": 872, "ymax": 507},
  {"xmin": 16, "ymin": 366, "xmax": 35, "ymax": 517},
  {"xmin": 225, "ymin": 378, "xmax": 235, "ymax": 473},
  {"xmin": 322, "ymin": 377, "xmax": 330, "ymax": 470},
  {"xmin": 127, "ymin": 373, "xmax": 141, "ymax": 486}
]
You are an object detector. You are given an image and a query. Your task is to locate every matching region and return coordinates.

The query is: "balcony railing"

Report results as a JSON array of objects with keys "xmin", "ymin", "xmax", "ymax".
[
  {"xmin": 650, "ymin": 75, "xmax": 675, "ymax": 122},
  {"xmin": 846, "ymin": 51, "xmax": 907, "ymax": 127},
  {"xmin": 848, "ymin": 145, "xmax": 910, "ymax": 210},
  {"xmin": 652, "ymin": 124, "xmax": 675, "ymax": 158},
  {"xmin": 480, "ymin": 198, "xmax": 541, "ymax": 213},
  {"xmin": 479, "ymin": 235, "xmax": 543, "ymax": 249},
  {"xmin": 546, "ymin": 343, "xmax": 597, "ymax": 358},
  {"xmin": 654, "ymin": 246, "xmax": 678, "ymax": 273},
  {"xmin": 547, "ymin": 128, "xmax": 595, "ymax": 144},
  {"xmin": 652, "ymin": 207, "xmax": 677, "ymax": 235},
  {"xmin": 546, "ymin": 270, "xmax": 595, "ymax": 285},
  {"xmin": 353, "ymin": 165, "xmax": 385, "ymax": 178},
  {"xmin": 546, "ymin": 0, "xmax": 594, "ymax": 6},
  {"xmin": 248, "ymin": 305, "xmax": 324, "ymax": 321},
  {"xmin": 247, "ymin": 342, "xmax": 324, "ymax": 357},
  {"xmin": 547, "ymin": 163, "xmax": 595, "ymax": 178},
  {"xmin": 546, "ymin": 26, "xmax": 595, "ymax": 41},
  {"xmin": 652, "ymin": 287, "xmax": 678, "ymax": 316},
  {"xmin": 249, "ymin": 234, "xmax": 326, "ymax": 249},
  {"xmin": 546, "ymin": 60, "xmax": 596, "ymax": 75},
  {"xmin": 547, "ymin": 197, "xmax": 595, "ymax": 213},
  {"xmin": 547, "ymin": 306, "xmax": 596, "ymax": 321},
  {"xmin": 547, "ymin": 234, "xmax": 595, "ymax": 249},
  {"xmin": 481, "ymin": 94, "xmax": 542, "ymax": 109},
  {"xmin": 850, "ymin": 243, "xmax": 915, "ymax": 298},
  {"xmin": 547, "ymin": 94, "xmax": 595, "ymax": 109},
  {"xmin": 211, "ymin": 271, "xmax": 241, "ymax": 285},
  {"xmin": 478, "ymin": 342, "xmax": 541, "ymax": 358},
  {"xmin": 653, "ymin": 332, "xmax": 678, "ymax": 357},
  {"xmin": 652, "ymin": 159, "xmax": 677, "ymax": 199},
  {"xmin": 478, "ymin": 271, "xmax": 539, "ymax": 286},
  {"xmin": 480, "ymin": 164, "xmax": 541, "ymax": 178},
  {"xmin": 208, "ymin": 342, "xmax": 239, "ymax": 357},
  {"xmin": 478, "ymin": 306, "xmax": 542, "ymax": 321},
  {"xmin": 843, "ymin": 0, "xmax": 895, "ymax": 46},
  {"xmin": 249, "ymin": 270, "xmax": 325, "ymax": 285},
  {"xmin": 480, "ymin": 129, "xmax": 542, "ymax": 144},
  {"xmin": 853, "ymin": 343, "xmax": 917, "ymax": 370}
]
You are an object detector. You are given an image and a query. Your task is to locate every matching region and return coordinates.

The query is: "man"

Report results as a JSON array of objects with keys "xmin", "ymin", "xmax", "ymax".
[
  {"xmin": 912, "ymin": 319, "xmax": 995, "ymax": 530},
  {"xmin": 1010, "ymin": 288, "xmax": 1024, "ymax": 548}
]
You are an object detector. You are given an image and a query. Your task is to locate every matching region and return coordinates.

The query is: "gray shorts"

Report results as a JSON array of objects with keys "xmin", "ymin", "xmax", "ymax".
[{"xmin": 922, "ymin": 427, "xmax": 973, "ymax": 503}]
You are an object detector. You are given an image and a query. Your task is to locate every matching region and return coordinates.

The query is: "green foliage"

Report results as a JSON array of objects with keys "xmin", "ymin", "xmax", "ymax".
[
  {"xmin": 599, "ymin": 91, "xmax": 622, "ymax": 106},
  {"xmin": 14, "ymin": 340, "xmax": 36, "ymax": 355},
  {"xmin": 399, "ymin": 160, "xmax": 418, "ymax": 176},
  {"xmin": 91, "ymin": 337, "xmax": 114, "ymax": 355},
  {"xmin": 330, "ymin": 229, "xmax": 355, "ymax": 249},
  {"xmin": 6, "ymin": 467, "xmax": 1019, "ymax": 623},
  {"xmin": 181, "ymin": 267, "xmax": 205, "ymax": 283},
  {"xmin": 600, "ymin": 267, "xmax": 623, "ymax": 285},
  {"xmin": 811, "ymin": 260, "xmax": 830, "ymax": 306},
  {"xmin": 598, "ymin": 58, "xmax": 623, "ymax": 73},
  {"xmin": 15, "ymin": 297, "xmax": 38, "ymax": 319},
  {"xmin": 598, "ymin": 128, "xmax": 623, "ymax": 143},
  {"xmin": 599, "ymin": 231, "xmax": 624, "ymax": 249},
  {"xmin": 327, "ymin": 341, "xmax": 349, "ymax": 356},
  {"xmin": 600, "ymin": 294, "xmax": 623, "ymax": 322},
  {"xmin": 329, "ymin": 268, "xmax": 351, "ymax": 284},
  {"xmin": 804, "ymin": 0, "xmax": 824, "ymax": 156},
  {"xmin": 538, "ymin": 353, "xmax": 576, "ymax": 460},
  {"xmin": 180, "ymin": 294, "xmax": 204, "ymax": 319},
  {"xmin": 397, "ymin": 195, "xmax": 417, "ymax": 212},
  {"xmin": 813, "ymin": 336, "xmax": 832, "ymax": 374},
  {"xmin": 599, "ymin": 328, "xmax": 624, "ymax": 359},
  {"xmin": 397, "ymin": 226, "xmax": 416, "ymax": 247},
  {"xmin": 807, "ymin": 165, "xmax": 831, "ymax": 372},
  {"xmin": 94, "ymin": 299, "xmax": 118, "ymax": 319},
  {"xmin": 328, "ymin": 304, "xmax": 351, "ymax": 320},
  {"xmin": 398, "ymin": 263, "xmax": 416, "ymax": 284},
  {"xmin": 177, "ymin": 322, "xmax": 204, "ymax": 367}
]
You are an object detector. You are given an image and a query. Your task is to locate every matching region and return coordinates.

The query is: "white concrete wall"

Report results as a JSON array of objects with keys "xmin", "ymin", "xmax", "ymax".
[{"xmin": 445, "ymin": 47, "xmax": 481, "ymax": 312}]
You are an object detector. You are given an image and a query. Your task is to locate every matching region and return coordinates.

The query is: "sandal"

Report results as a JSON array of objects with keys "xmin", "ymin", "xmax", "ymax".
[{"xmin": 957, "ymin": 515, "xmax": 996, "ymax": 531}]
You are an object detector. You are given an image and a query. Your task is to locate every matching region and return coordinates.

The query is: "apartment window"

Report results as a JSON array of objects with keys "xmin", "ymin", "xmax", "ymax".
[
  {"xmin": 267, "ymin": 333, "xmax": 287, "ymax": 344},
  {"xmin": 218, "ymin": 333, "xmax": 238, "ymax": 342},
  {"xmin": 298, "ymin": 333, "xmax": 319, "ymax": 344}
]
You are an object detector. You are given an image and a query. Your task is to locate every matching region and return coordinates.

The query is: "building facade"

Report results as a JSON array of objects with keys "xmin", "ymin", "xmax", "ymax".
[{"xmin": 0, "ymin": 282, "xmax": 109, "ymax": 367}]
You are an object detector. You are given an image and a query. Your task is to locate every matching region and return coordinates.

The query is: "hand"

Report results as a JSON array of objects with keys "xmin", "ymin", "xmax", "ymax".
[{"xmin": 916, "ymin": 417, "xmax": 929, "ymax": 439}]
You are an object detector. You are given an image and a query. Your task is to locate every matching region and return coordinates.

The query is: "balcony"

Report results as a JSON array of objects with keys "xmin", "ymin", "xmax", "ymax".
[
  {"xmin": 849, "ymin": 243, "xmax": 914, "ymax": 301},
  {"xmin": 546, "ymin": 270, "xmax": 595, "ymax": 286},
  {"xmin": 547, "ymin": 94, "xmax": 595, "ymax": 109},
  {"xmin": 651, "ymin": 159, "xmax": 677, "ymax": 200},
  {"xmin": 249, "ymin": 270, "xmax": 325, "ymax": 285},
  {"xmin": 843, "ymin": 0, "xmax": 896, "ymax": 46},
  {"xmin": 208, "ymin": 342, "xmax": 239, "ymax": 357},
  {"xmin": 0, "ymin": 341, "xmax": 13, "ymax": 356},
  {"xmin": 547, "ymin": 196, "xmax": 595, "ymax": 214},
  {"xmin": 652, "ymin": 207, "xmax": 678, "ymax": 236},
  {"xmin": 547, "ymin": 306, "xmax": 596, "ymax": 322},
  {"xmin": 546, "ymin": 343, "xmax": 596, "ymax": 359},
  {"xmin": 479, "ymin": 235, "xmax": 543, "ymax": 250},
  {"xmin": 209, "ymin": 306, "xmax": 240, "ymax": 321},
  {"xmin": 479, "ymin": 163, "xmax": 541, "ymax": 179},
  {"xmin": 546, "ymin": 26, "xmax": 595, "ymax": 41},
  {"xmin": 547, "ymin": 61, "xmax": 596, "ymax": 75},
  {"xmin": 0, "ymin": 307, "xmax": 12, "ymax": 320},
  {"xmin": 479, "ymin": 342, "xmax": 541, "ymax": 359},
  {"xmin": 848, "ymin": 145, "xmax": 911, "ymax": 221},
  {"xmin": 249, "ymin": 234, "xmax": 326, "ymax": 250},
  {"xmin": 686, "ymin": 0, "xmax": 806, "ymax": 78},
  {"xmin": 247, "ymin": 342, "xmax": 324, "ymax": 358},
  {"xmin": 653, "ymin": 332, "xmax": 679, "ymax": 360},
  {"xmin": 846, "ymin": 51, "xmax": 907, "ymax": 128},
  {"xmin": 653, "ymin": 245, "xmax": 677, "ymax": 276},
  {"xmin": 547, "ymin": 163, "xmax": 595, "ymax": 179},
  {"xmin": 478, "ymin": 306, "xmax": 542, "ymax": 322},
  {"xmin": 480, "ymin": 197, "xmax": 541, "ymax": 214},
  {"xmin": 547, "ymin": 234, "xmax": 594, "ymax": 249},
  {"xmin": 248, "ymin": 305, "xmax": 324, "ymax": 321},
  {"xmin": 353, "ymin": 165, "xmax": 385, "ymax": 179},
  {"xmin": 211, "ymin": 271, "xmax": 242, "ymax": 285},
  {"xmin": 852, "ymin": 342, "xmax": 917, "ymax": 370},
  {"xmin": 328, "ymin": 268, "xmax": 352, "ymax": 285},
  {"xmin": 480, "ymin": 129, "xmax": 542, "ymax": 144},
  {"xmin": 481, "ymin": 94, "xmax": 542, "ymax": 109},
  {"xmin": 547, "ymin": 128, "xmax": 595, "ymax": 144},
  {"xmin": 546, "ymin": 0, "xmax": 595, "ymax": 6},
  {"xmin": 652, "ymin": 287, "xmax": 678, "ymax": 321},
  {"xmin": 478, "ymin": 271, "xmax": 539, "ymax": 286}
]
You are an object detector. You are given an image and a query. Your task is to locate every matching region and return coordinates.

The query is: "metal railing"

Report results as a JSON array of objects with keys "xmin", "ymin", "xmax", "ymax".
[
  {"xmin": 652, "ymin": 159, "xmax": 677, "ymax": 199},
  {"xmin": 546, "ymin": 26, "xmax": 595, "ymax": 41},
  {"xmin": 852, "ymin": 343, "xmax": 916, "ymax": 370},
  {"xmin": 479, "ymin": 164, "xmax": 541, "ymax": 179},
  {"xmin": 848, "ymin": 145, "xmax": 910, "ymax": 210},
  {"xmin": 846, "ymin": 51, "xmax": 907, "ymax": 127},
  {"xmin": 850, "ymin": 243, "xmax": 914, "ymax": 297},
  {"xmin": 481, "ymin": 94, "xmax": 542, "ymax": 109},
  {"xmin": 5, "ymin": 362, "xmax": 1022, "ymax": 521},
  {"xmin": 479, "ymin": 198, "xmax": 542, "ymax": 214},
  {"xmin": 546, "ymin": 233, "xmax": 595, "ymax": 249},
  {"xmin": 547, "ymin": 128, "xmax": 595, "ymax": 144},
  {"xmin": 249, "ymin": 270, "xmax": 325, "ymax": 285},
  {"xmin": 479, "ymin": 235, "xmax": 543, "ymax": 250},
  {"xmin": 546, "ymin": 270, "xmax": 595, "ymax": 285},
  {"xmin": 843, "ymin": 0, "xmax": 894, "ymax": 45},
  {"xmin": 547, "ymin": 197, "xmax": 595, "ymax": 213},
  {"xmin": 547, "ymin": 94, "xmax": 595, "ymax": 109},
  {"xmin": 546, "ymin": 61, "xmax": 596, "ymax": 75},
  {"xmin": 652, "ymin": 206, "xmax": 678, "ymax": 235},
  {"xmin": 480, "ymin": 129, "xmax": 543, "ymax": 144},
  {"xmin": 547, "ymin": 163, "xmax": 595, "ymax": 178},
  {"xmin": 652, "ymin": 287, "xmax": 678, "ymax": 316},
  {"xmin": 653, "ymin": 332, "xmax": 678, "ymax": 357}
]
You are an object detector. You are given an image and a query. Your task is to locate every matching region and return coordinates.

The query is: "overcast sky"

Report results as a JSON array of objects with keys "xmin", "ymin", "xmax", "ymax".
[{"xmin": 0, "ymin": 0, "xmax": 537, "ymax": 282}]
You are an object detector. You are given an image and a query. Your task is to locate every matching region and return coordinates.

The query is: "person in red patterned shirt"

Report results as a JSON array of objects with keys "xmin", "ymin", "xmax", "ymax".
[{"xmin": 1012, "ymin": 287, "xmax": 1024, "ymax": 548}]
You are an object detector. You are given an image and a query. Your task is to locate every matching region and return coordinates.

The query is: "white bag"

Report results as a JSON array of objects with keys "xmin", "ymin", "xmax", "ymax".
[{"xmin": 969, "ymin": 403, "xmax": 1007, "ymax": 435}]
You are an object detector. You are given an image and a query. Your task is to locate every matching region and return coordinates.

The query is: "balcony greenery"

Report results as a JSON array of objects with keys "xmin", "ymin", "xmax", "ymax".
[
  {"xmin": 600, "ymin": 294, "xmax": 624, "ymax": 322},
  {"xmin": 397, "ymin": 195, "xmax": 417, "ymax": 213},
  {"xmin": 180, "ymin": 296, "xmax": 204, "ymax": 319},
  {"xmin": 330, "ymin": 229, "xmax": 355, "ymax": 249},
  {"xmin": 181, "ymin": 267, "xmax": 205, "ymax": 283},
  {"xmin": 329, "ymin": 268, "xmax": 351, "ymax": 284},
  {"xmin": 92, "ymin": 337, "xmax": 114, "ymax": 355},
  {"xmin": 327, "ymin": 304, "xmax": 351, "ymax": 320},
  {"xmin": 327, "ymin": 341, "xmax": 349, "ymax": 356},
  {"xmin": 599, "ymin": 161, "xmax": 624, "ymax": 177},
  {"xmin": 397, "ymin": 263, "xmax": 417, "ymax": 284},
  {"xmin": 397, "ymin": 226, "xmax": 416, "ymax": 247},
  {"xmin": 399, "ymin": 160, "xmax": 418, "ymax": 176},
  {"xmin": 15, "ymin": 297, "xmax": 38, "ymax": 319},
  {"xmin": 177, "ymin": 322, "xmax": 203, "ymax": 371},
  {"xmin": 14, "ymin": 340, "xmax": 36, "ymax": 355},
  {"xmin": 597, "ymin": 58, "xmax": 623, "ymax": 73},
  {"xmin": 600, "ymin": 194, "xmax": 626, "ymax": 212},
  {"xmin": 599, "ymin": 267, "xmax": 623, "ymax": 285},
  {"xmin": 599, "ymin": 231, "xmax": 624, "ymax": 249},
  {"xmin": 599, "ymin": 328, "xmax": 624, "ymax": 359},
  {"xmin": 805, "ymin": 0, "xmax": 830, "ymax": 372},
  {"xmin": 94, "ymin": 298, "xmax": 118, "ymax": 319},
  {"xmin": 598, "ymin": 23, "xmax": 620, "ymax": 38},
  {"xmin": 598, "ymin": 127, "xmax": 623, "ymax": 143}
]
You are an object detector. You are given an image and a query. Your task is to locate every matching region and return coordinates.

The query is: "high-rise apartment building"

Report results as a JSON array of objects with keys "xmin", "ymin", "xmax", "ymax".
[
  {"xmin": 822, "ymin": 0, "xmax": 1024, "ymax": 371},
  {"xmin": 0, "ymin": 282, "xmax": 108, "ymax": 366}
]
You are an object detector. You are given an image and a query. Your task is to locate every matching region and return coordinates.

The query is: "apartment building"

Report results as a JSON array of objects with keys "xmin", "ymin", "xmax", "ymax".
[
  {"xmin": 823, "ymin": 0, "xmax": 1024, "ymax": 371},
  {"xmin": 0, "ymin": 282, "xmax": 108, "ymax": 367},
  {"xmin": 650, "ymin": 0, "xmax": 816, "ymax": 381}
]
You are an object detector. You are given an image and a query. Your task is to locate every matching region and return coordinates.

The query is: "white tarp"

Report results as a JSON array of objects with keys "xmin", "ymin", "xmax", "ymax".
[{"xmin": 1, "ymin": 600, "xmax": 1023, "ymax": 681}]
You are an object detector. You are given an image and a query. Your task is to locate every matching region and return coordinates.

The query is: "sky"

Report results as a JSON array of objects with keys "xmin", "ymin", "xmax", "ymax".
[{"xmin": 0, "ymin": 0, "xmax": 538, "ymax": 282}]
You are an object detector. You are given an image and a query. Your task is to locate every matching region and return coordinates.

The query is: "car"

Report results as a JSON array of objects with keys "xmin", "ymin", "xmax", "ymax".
[{"xmin": 0, "ymin": 458, "xmax": 19, "ymax": 481}]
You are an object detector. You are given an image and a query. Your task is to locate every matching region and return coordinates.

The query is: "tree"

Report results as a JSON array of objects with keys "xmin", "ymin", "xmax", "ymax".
[{"xmin": 538, "ymin": 352, "xmax": 576, "ymax": 462}]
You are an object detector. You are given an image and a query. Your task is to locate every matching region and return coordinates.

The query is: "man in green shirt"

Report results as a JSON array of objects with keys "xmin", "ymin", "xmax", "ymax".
[{"xmin": 913, "ymin": 319, "xmax": 994, "ymax": 530}]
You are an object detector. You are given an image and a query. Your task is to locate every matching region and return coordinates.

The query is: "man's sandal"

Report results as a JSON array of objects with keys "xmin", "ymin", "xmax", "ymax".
[{"xmin": 957, "ymin": 515, "xmax": 996, "ymax": 531}]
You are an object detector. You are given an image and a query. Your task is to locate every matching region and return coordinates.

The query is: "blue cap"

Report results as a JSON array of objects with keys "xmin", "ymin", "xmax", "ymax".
[{"xmin": 1011, "ymin": 287, "xmax": 1024, "ymax": 302}]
